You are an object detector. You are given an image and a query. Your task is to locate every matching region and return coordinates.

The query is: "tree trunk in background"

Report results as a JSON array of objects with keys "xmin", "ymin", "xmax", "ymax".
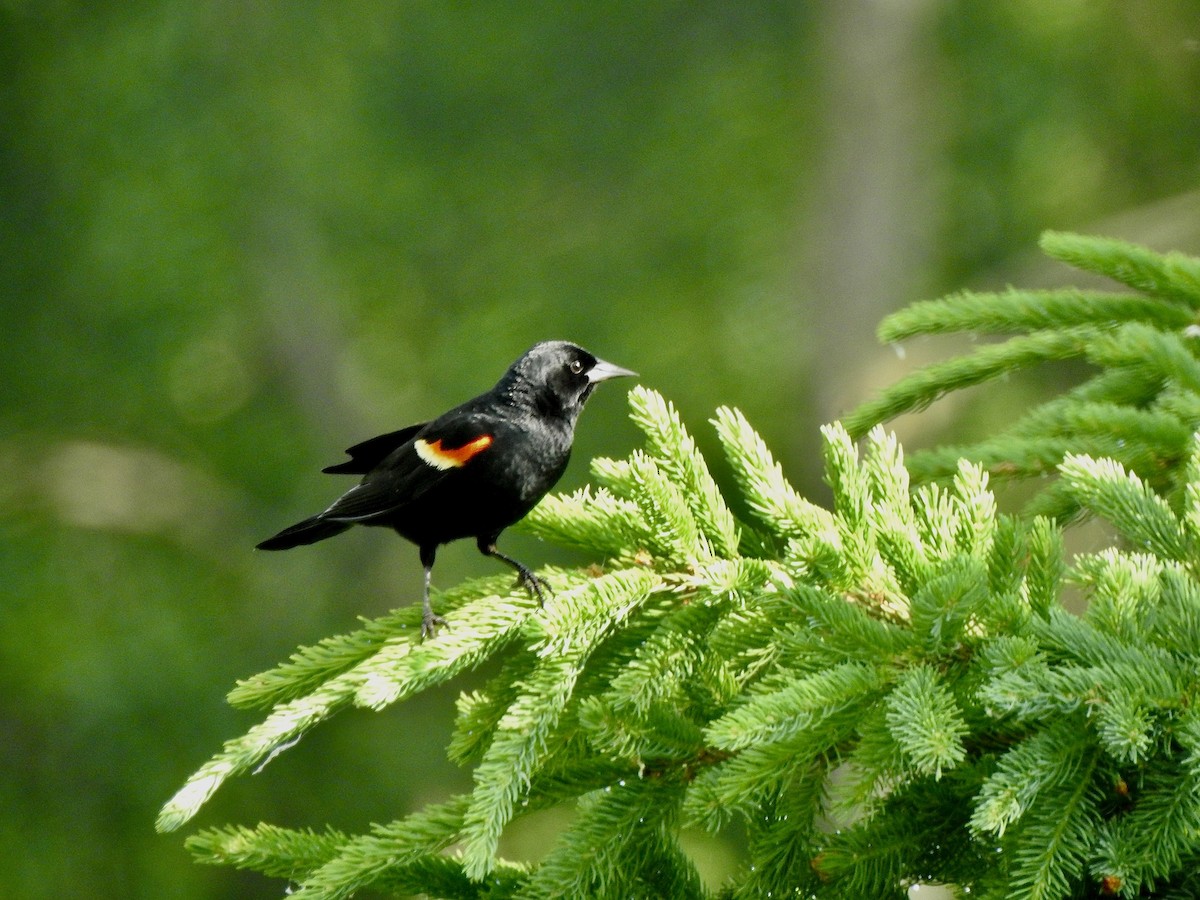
[
  {"xmin": 798, "ymin": 0, "xmax": 941, "ymax": 436},
  {"xmin": 798, "ymin": 13, "xmax": 960, "ymax": 899}
]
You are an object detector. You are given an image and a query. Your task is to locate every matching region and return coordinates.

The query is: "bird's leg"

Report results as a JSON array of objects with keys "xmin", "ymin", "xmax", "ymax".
[
  {"xmin": 418, "ymin": 544, "xmax": 447, "ymax": 639},
  {"xmin": 478, "ymin": 538, "xmax": 551, "ymax": 606}
]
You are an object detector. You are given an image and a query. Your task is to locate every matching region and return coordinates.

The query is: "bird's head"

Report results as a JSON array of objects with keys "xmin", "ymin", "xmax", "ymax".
[{"xmin": 499, "ymin": 340, "xmax": 637, "ymax": 423}]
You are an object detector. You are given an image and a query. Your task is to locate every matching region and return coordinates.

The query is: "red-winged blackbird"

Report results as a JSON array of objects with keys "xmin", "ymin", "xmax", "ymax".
[{"xmin": 257, "ymin": 341, "xmax": 636, "ymax": 637}]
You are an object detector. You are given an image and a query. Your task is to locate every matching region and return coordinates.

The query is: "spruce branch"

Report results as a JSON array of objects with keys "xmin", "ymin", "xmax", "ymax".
[
  {"xmin": 879, "ymin": 288, "xmax": 1192, "ymax": 341},
  {"xmin": 520, "ymin": 484, "xmax": 647, "ymax": 558},
  {"xmin": 1005, "ymin": 749, "xmax": 1103, "ymax": 900},
  {"xmin": 627, "ymin": 384, "xmax": 741, "ymax": 558},
  {"xmin": 1092, "ymin": 763, "xmax": 1200, "ymax": 896},
  {"xmin": 1040, "ymin": 230, "xmax": 1200, "ymax": 308},
  {"xmin": 600, "ymin": 594, "xmax": 732, "ymax": 717},
  {"xmin": 458, "ymin": 568, "xmax": 658, "ymax": 880},
  {"xmin": 970, "ymin": 719, "xmax": 1089, "ymax": 840},
  {"xmin": 711, "ymin": 404, "xmax": 833, "ymax": 540},
  {"xmin": 226, "ymin": 575, "xmax": 519, "ymax": 711},
  {"xmin": 849, "ymin": 233, "xmax": 1200, "ymax": 515},
  {"xmin": 186, "ymin": 823, "xmax": 348, "ymax": 880},
  {"xmin": 844, "ymin": 327, "xmax": 1101, "ymax": 438},
  {"xmin": 1086, "ymin": 322, "xmax": 1200, "ymax": 395},
  {"xmin": 447, "ymin": 652, "xmax": 539, "ymax": 767},
  {"xmin": 814, "ymin": 776, "xmax": 981, "ymax": 898},
  {"xmin": 1058, "ymin": 454, "xmax": 1187, "ymax": 561},
  {"xmin": 292, "ymin": 795, "xmax": 472, "ymax": 899},
  {"xmin": 1023, "ymin": 516, "xmax": 1063, "ymax": 621},
  {"xmin": 705, "ymin": 661, "xmax": 884, "ymax": 753},
  {"xmin": 1184, "ymin": 430, "xmax": 1200, "ymax": 542},
  {"xmin": 735, "ymin": 764, "xmax": 828, "ymax": 898},
  {"xmin": 225, "ymin": 605, "xmax": 432, "ymax": 711},
  {"xmin": 287, "ymin": 755, "xmax": 638, "ymax": 897},
  {"xmin": 164, "ymin": 298, "xmax": 1200, "ymax": 897},
  {"xmin": 1150, "ymin": 564, "xmax": 1200, "ymax": 655},
  {"xmin": 883, "ymin": 664, "xmax": 969, "ymax": 779},
  {"xmin": 157, "ymin": 585, "xmax": 536, "ymax": 833},
  {"xmin": 518, "ymin": 777, "xmax": 698, "ymax": 900},
  {"xmin": 776, "ymin": 582, "xmax": 912, "ymax": 665}
]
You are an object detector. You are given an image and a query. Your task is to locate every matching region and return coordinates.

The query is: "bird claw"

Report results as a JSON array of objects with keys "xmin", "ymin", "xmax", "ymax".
[
  {"xmin": 518, "ymin": 570, "xmax": 552, "ymax": 606},
  {"xmin": 421, "ymin": 612, "xmax": 448, "ymax": 640}
]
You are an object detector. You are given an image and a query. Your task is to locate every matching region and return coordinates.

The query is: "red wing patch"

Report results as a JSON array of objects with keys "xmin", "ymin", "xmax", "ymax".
[{"xmin": 415, "ymin": 434, "xmax": 494, "ymax": 470}]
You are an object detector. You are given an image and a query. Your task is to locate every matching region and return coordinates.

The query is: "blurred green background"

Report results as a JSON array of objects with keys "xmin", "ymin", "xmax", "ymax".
[{"xmin": 4, "ymin": 2, "xmax": 1200, "ymax": 896}]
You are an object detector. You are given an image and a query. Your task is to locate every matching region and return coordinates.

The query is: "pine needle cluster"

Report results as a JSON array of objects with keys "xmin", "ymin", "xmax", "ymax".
[
  {"xmin": 845, "ymin": 231, "xmax": 1200, "ymax": 519},
  {"xmin": 161, "ymin": 234, "xmax": 1200, "ymax": 898}
]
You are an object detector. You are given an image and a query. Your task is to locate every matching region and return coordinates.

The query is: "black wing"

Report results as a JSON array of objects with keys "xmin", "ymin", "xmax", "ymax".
[
  {"xmin": 322, "ymin": 423, "xmax": 426, "ymax": 475},
  {"xmin": 318, "ymin": 414, "xmax": 498, "ymax": 522}
]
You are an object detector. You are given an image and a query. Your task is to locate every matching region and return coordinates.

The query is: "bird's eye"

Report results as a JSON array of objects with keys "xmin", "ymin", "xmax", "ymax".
[{"xmin": 569, "ymin": 359, "xmax": 585, "ymax": 375}]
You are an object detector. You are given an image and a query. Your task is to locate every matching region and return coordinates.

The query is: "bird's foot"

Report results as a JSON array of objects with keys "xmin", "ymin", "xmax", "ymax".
[
  {"xmin": 421, "ymin": 611, "xmax": 447, "ymax": 640},
  {"xmin": 517, "ymin": 569, "xmax": 552, "ymax": 607}
]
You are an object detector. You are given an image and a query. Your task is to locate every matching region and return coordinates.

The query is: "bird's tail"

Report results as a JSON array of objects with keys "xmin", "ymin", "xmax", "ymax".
[{"xmin": 256, "ymin": 515, "xmax": 351, "ymax": 550}]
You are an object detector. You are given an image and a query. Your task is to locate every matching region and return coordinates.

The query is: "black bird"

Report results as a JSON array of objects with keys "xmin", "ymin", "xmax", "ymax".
[{"xmin": 257, "ymin": 341, "xmax": 636, "ymax": 637}]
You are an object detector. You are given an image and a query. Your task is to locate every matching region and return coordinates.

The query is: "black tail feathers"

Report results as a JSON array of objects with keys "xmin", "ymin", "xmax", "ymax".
[{"xmin": 256, "ymin": 515, "xmax": 352, "ymax": 551}]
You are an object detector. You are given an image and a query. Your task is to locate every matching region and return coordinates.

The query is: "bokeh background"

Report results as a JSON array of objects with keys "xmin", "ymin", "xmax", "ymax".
[{"xmin": 4, "ymin": 3, "xmax": 1200, "ymax": 896}]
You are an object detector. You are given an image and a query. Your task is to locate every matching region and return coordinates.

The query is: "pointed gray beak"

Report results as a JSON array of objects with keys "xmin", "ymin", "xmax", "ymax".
[{"xmin": 588, "ymin": 358, "xmax": 638, "ymax": 383}]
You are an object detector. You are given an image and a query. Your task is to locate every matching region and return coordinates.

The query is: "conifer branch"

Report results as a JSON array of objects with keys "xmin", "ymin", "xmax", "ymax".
[
  {"xmin": 459, "ymin": 568, "xmax": 658, "ymax": 880},
  {"xmin": 288, "ymin": 795, "xmax": 474, "ymax": 899},
  {"xmin": 186, "ymin": 823, "xmax": 348, "ymax": 880},
  {"xmin": 844, "ymin": 327, "xmax": 1101, "ymax": 437},
  {"xmin": 879, "ymin": 288, "xmax": 1192, "ymax": 341},
  {"xmin": 628, "ymin": 385, "xmax": 741, "ymax": 558},
  {"xmin": 815, "ymin": 777, "xmax": 980, "ymax": 897},
  {"xmin": 711, "ymin": 404, "xmax": 833, "ymax": 540},
  {"xmin": 1058, "ymin": 454, "xmax": 1187, "ymax": 561},
  {"xmin": 1093, "ymin": 762, "xmax": 1200, "ymax": 894},
  {"xmin": 850, "ymin": 233, "xmax": 1200, "ymax": 516},
  {"xmin": 157, "ymin": 586, "xmax": 537, "ymax": 833},
  {"xmin": 164, "ymin": 239, "xmax": 1200, "ymax": 897},
  {"xmin": 1023, "ymin": 516, "xmax": 1063, "ymax": 620},
  {"xmin": 884, "ymin": 664, "xmax": 969, "ymax": 778},
  {"xmin": 1006, "ymin": 748, "xmax": 1102, "ymax": 900},
  {"xmin": 518, "ymin": 777, "xmax": 697, "ymax": 900},
  {"xmin": 1040, "ymin": 230, "xmax": 1200, "ymax": 308},
  {"xmin": 705, "ymin": 661, "xmax": 883, "ymax": 753},
  {"xmin": 521, "ymin": 484, "xmax": 647, "ymax": 558}
]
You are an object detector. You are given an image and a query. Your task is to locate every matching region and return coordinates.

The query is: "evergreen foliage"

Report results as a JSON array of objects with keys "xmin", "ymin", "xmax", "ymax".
[
  {"xmin": 845, "ymin": 231, "xmax": 1200, "ymax": 519},
  {"xmin": 163, "ymin": 235, "xmax": 1200, "ymax": 897}
]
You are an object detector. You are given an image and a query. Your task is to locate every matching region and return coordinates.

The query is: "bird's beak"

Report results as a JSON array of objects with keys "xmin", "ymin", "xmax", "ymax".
[{"xmin": 588, "ymin": 358, "xmax": 638, "ymax": 383}]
